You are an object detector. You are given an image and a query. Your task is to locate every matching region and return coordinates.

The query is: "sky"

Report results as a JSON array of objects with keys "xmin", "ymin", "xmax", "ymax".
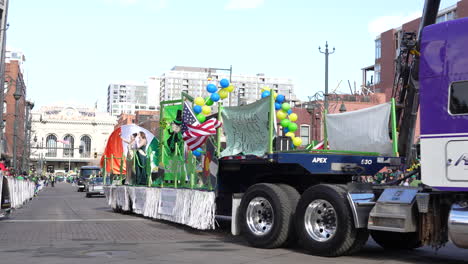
[{"xmin": 6, "ymin": 0, "xmax": 460, "ymax": 111}]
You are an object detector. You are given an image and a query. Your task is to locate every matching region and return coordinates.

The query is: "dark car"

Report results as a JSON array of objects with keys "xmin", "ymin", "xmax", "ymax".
[
  {"xmin": 77, "ymin": 166, "xmax": 101, "ymax": 192},
  {"xmin": 85, "ymin": 177, "xmax": 104, "ymax": 198}
]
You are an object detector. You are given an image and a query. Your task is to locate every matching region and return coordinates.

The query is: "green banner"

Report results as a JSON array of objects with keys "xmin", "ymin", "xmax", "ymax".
[{"xmin": 221, "ymin": 97, "xmax": 271, "ymax": 157}]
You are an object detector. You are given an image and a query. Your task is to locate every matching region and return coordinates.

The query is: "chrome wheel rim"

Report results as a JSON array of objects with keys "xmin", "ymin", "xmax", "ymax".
[
  {"xmin": 246, "ymin": 197, "xmax": 274, "ymax": 236},
  {"xmin": 304, "ymin": 199, "xmax": 337, "ymax": 242}
]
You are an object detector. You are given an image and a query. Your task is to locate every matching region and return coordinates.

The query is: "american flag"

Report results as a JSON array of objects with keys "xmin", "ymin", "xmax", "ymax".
[
  {"xmin": 182, "ymin": 101, "xmax": 222, "ymax": 151},
  {"xmin": 57, "ymin": 139, "xmax": 70, "ymax": 145}
]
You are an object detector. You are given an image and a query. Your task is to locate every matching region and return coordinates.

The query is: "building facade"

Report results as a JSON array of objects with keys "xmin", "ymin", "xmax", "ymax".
[
  {"xmin": 160, "ymin": 66, "xmax": 296, "ymax": 106},
  {"xmin": 30, "ymin": 104, "xmax": 116, "ymax": 174},
  {"xmin": 364, "ymin": 0, "xmax": 468, "ymax": 100},
  {"xmin": 106, "ymin": 78, "xmax": 160, "ymax": 117}
]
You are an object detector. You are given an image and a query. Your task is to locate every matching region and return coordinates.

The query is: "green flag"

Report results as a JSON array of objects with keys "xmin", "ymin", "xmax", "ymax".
[{"xmin": 221, "ymin": 97, "xmax": 272, "ymax": 157}]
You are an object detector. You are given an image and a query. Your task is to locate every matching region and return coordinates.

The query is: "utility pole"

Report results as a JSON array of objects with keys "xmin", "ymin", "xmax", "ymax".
[
  {"xmin": 318, "ymin": 41, "xmax": 335, "ymax": 112},
  {"xmin": 0, "ymin": 0, "xmax": 10, "ymax": 156}
]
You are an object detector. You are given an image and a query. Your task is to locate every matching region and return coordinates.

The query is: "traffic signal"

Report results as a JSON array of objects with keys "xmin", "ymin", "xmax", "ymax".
[
  {"xmin": 79, "ymin": 145, "xmax": 84, "ymax": 154},
  {"xmin": 94, "ymin": 152, "xmax": 98, "ymax": 159}
]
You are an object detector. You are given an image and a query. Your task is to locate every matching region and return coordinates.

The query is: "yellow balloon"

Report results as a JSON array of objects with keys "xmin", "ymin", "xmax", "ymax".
[
  {"xmin": 263, "ymin": 86, "xmax": 271, "ymax": 91},
  {"xmin": 273, "ymin": 92, "xmax": 278, "ymax": 99},
  {"xmin": 277, "ymin": 110, "xmax": 287, "ymax": 120},
  {"xmin": 194, "ymin": 97, "xmax": 205, "ymax": 106},
  {"xmin": 285, "ymin": 132, "xmax": 295, "ymax": 138},
  {"xmin": 202, "ymin": 105, "xmax": 211, "ymax": 115},
  {"xmin": 226, "ymin": 85, "xmax": 235, "ymax": 92},
  {"xmin": 293, "ymin": 137, "xmax": 302, "ymax": 147},
  {"xmin": 289, "ymin": 113, "xmax": 298, "ymax": 122},
  {"xmin": 219, "ymin": 89, "xmax": 229, "ymax": 99}
]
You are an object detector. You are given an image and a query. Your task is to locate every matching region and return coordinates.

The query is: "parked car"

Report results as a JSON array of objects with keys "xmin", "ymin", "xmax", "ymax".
[{"xmin": 85, "ymin": 177, "xmax": 104, "ymax": 198}]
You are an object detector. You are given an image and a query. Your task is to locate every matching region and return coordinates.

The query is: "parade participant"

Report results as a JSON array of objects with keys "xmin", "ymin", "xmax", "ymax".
[
  {"xmin": 135, "ymin": 131, "xmax": 147, "ymax": 185},
  {"xmin": 121, "ymin": 132, "xmax": 137, "ymax": 185},
  {"xmin": 50, "ymin": 174, "xmax": 56, "ymax": 187}
]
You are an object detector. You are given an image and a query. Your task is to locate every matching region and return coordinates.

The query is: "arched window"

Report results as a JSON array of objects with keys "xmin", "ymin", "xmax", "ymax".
[
  {"xmin": 46, "ymin": 134, "xmax": 57, "ymax": 157},
  {"xmin": 80, "ymin": 135, "xmax": 91, "ymax": 158},
  {"xmin": 63, "ymin": 134, "xmax": 74, "ymax": 158}
]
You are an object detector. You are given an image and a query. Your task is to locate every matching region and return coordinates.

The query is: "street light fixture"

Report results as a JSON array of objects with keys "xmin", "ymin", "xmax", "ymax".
[{"xmin": 13, "ymin": 82, "xmax": 22, "ymax": 174}]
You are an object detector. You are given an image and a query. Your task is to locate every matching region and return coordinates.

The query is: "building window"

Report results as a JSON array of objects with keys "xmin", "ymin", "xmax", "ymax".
[
  {"xmin": 449, "ymin": 81, "xmax": 468, "ymax": 115},
  {"xmin": 375, "ymin": 38, "xmax": 381, "ymax": 59},
  {"xmin": 46, "ymin": 134, "xmax": 57, "ymax": 157},
  {"xmin": 300, "ymin": 125, "xmax": 310, "ymax": 146},
  {"xmin": 374, "ymin": 64, "xmax": 381, "ymax": 84},
  {"xmin": 63, "ymin": 134, "xmax": 74, "ymax": 158},
  {"xmin": 80, "ymin": 135, "xmax": 91, "ymax": 158}
]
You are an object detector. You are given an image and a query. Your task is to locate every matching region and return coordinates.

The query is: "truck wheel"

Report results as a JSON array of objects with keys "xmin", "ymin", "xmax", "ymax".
[
  {"xmin": 370, "ymin": 230, "xmax": 421, "ymax": 250},
  {"xmin": 276, "ymin": 184, "xmax": 300, "ymax": 247},
  {"xmin": 295, "ymin": 184, "xmax": 360, "ymax": 257},
  {"xmin": 239, "ymin": 183, "xmax": 294, "ymax": 248}
]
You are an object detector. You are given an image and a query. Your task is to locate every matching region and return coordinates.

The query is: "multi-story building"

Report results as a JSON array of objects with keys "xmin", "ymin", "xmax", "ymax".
[
  {"xmin": 30, "ymin": 104, "xmax": 116, "ymax": 174},
  {"xmin": 2, "ymin": 56, "xmax": 28, "ymax": 171},
  {"xmin": 363, "ymin": 0, "xmax": 468, "ymax": 100},
  {"xmin": 160, "ymin": 66, "xmax": 296, "ymax": 106},
  {"xmin": 106, "ymin": 78, "xmax": 160, "ymax": 117}
]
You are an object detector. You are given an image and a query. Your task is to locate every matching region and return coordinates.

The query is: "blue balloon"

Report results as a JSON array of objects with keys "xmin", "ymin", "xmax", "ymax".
[
  {"xmin": 276, "ymin": 94, "xmax": 285, "ymax": 103},
  {"xmin": 193, "ymin": 105, "xmax": 202, "ymax": 114},
  {"xmin": 206, "ymin": 84, "xmax": 217, "ymax": 93},
  {"xmin": 196, "ymin": 147, "xmax": 203, "ymax": 152},
  {"xmin": 220, "ymin": 79, "xmax": 230, "ymax": 88},
  {"xmin": 193, "ymin": 150, "xmax": 202, "ymax": 157},
  {"xmin": 261, "ymin": 91, "xmax": 271, "ymax": 98},
  {"xmin": 284, "ymin": 128, "xmax": 289, "ymax": 133},
  {"xmin": 211, "ymin": 93, "xmax": 220, "ymax": 102},
  {"xmin": 275, "ymin": 102, "xmax": 281, "ymax": 110},
  {"xmin": 287, "ymin": 109, "xmax": 292, "ymax": 115}
]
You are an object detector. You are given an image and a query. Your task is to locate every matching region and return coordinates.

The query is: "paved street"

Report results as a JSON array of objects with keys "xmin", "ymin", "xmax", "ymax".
[{"xmin": 0, "ymin": 183, "xmax": 467, "ymax": 264}]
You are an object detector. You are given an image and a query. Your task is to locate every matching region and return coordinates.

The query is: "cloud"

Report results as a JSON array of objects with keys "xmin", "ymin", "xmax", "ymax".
[
  {"xmin": 225, "ymin": 0, "xmax": 264, "ymax": 10},
  {"xmin": 368, "ymin": 11, "xmax": 420, "ymax": 36}
]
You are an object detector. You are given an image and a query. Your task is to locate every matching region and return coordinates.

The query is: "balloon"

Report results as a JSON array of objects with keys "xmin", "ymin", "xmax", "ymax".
[
  {"xmin": 285, "ymin": 132, "xmax": 295, "ymax": 138},
  {"xmin": 293, "ymin": 137, "xmax": 302, "ymax": 147},
  {"xmin": 207, "ymin": 77, "xmax": 212, "ymax": 81},
  {"xmin": 274, "ymin": 92, "xmax": 278, "ymax": 99},
  {"xmin": 193, "ymin": 105, "xmax": 202, "ymax": 114},
  {"xmin": 280, "ymin": 119, "xmax": 290, "ymax": 128},
  {"xmin": 287, "ymin": 109, "xmax": 293, "ymax": 115},
  {"xmin": 283, "ymin": 128, "xmax": 289, "ymax": 133},
  {"xmin": 206, "ymin": 84, "xmax": 217, "ymax": 93},
  {"xmin": 282, "ymin": 103, "xmax": 291, "ymax": 111},
  {"xmin": 288, "ymin": 122, "xmax": 298, "ymax": 132},
  {"xmin": 263, "ymin": 86, "xmax": 271, "ymax": 92},
  {"xmin": 226, "ymin": 85, "xmax": 235, "ymax": 92},
  {"xmin": 261, "ymin": 91, "xmax": 271, "ymax": 98},
  {"xmin": 202, "ymin": 105, "xmax": 211, "ymax": 115},
  {"xmin": 196, "ymin": 113, "xmax": 206, "ymax": 123},
  {"xmin": 194, "ymin": 97, "xmax": 205, "ymax": 106},
  {"xmin": 220, "ymin": 79, "xmax": 230, "ymax": 88},
  {"xmin": 205, "ymin": 99, "xmax": 214, "ymax": 106},
  {"xmin": 275, "ymin": 102, "xmax": 281, "ymax": 110},
  {"xmin": 289, "ymin": 113, "xmax": 298, "ymax": 122},
  {"xmin": 276, "ymin": 94, "xmax": 285, "ymax": 103},
  {"xmin": 193, "ymin": 150, "xmax": 202, "ymax": 157},
  {"xmin": 211, "ymin": 93, "xmax": 220, "ymax": 102},
  {"xmin": 219, "ymin": 89, "xmax": 229, "ymax": 99},
  {"xmin": 277, "ymin": 110, "xmax": 287, "ymax": 120}
]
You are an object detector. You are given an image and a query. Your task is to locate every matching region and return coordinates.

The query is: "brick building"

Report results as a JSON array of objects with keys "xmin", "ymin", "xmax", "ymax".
[
  {"xmin": 364, "ymin": 0, "xmax": 468, "ymax": 100},
  {"xmin": 3, "ymin": 59, "xmax": 27, "ymax": 169},
  {"xmin": 115, "ymin": 110, "xmax": 159, "ymax": 137}
]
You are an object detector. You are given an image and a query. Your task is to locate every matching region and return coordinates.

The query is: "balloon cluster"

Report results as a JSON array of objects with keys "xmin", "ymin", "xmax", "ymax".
[
  {"xmin": 261, "ymin": 87, "xmax": 302, "ymax": 147},
  {"xmin": 192, "ymin": 147, "xmax": 204, "ymax": 157},
  {"xmin": 193, "ymin": 78, "xmax": 235, "ymax": 123}
]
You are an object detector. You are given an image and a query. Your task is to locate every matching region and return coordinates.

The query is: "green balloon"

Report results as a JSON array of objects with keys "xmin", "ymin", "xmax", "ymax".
[
  {"xmin": 288, "ymin": 122, "xmax": 298, "ymax": 132},
  {"xmin": 280, "ymin": 119, "xmax": 290, "ymax": 128},
  {"xmin": 196, "ymin": 113, "xmax": 206, "ymax": 123},
  {"xmin": 205, "ymin": 99, "xmax": 214, "ymax": 106},
  {"xmin": 281, "ymin": 103, "xmax": 291, "ymax": 111}
]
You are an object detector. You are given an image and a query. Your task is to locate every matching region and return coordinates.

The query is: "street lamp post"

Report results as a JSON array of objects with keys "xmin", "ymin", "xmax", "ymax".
[
  {"xmin": 319, "ymin": 41, "xmax": 335, "ymax": 112},
  {"xmin": 13, "ymin": 81, "xmax": 22, "ymax": 174},
  {"xmin": 22, "ymin": 101, "xmax": 34, "ymax": 173}
]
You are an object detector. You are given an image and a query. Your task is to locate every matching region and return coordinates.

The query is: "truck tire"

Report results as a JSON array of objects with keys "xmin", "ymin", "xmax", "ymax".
[
  {"xmin": 239, "ymin": 183, "xmax": 294, "ymax": 248},
  {"xmin": 370, "ymin": 230, "xmax": 421, "ymax": 250},
  {"xmin": 295, "ymin": 184, "xmax": 360, "ymax": 257},
  {"xmin": 276, "ymin": 184, "xmax": 300, "ymax": 247}
]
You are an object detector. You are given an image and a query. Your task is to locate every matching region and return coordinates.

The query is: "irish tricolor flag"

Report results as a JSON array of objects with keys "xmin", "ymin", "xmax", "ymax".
[{"xmin": 100, "ymin": 124, "xmax": 158, "ymax": 175}]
